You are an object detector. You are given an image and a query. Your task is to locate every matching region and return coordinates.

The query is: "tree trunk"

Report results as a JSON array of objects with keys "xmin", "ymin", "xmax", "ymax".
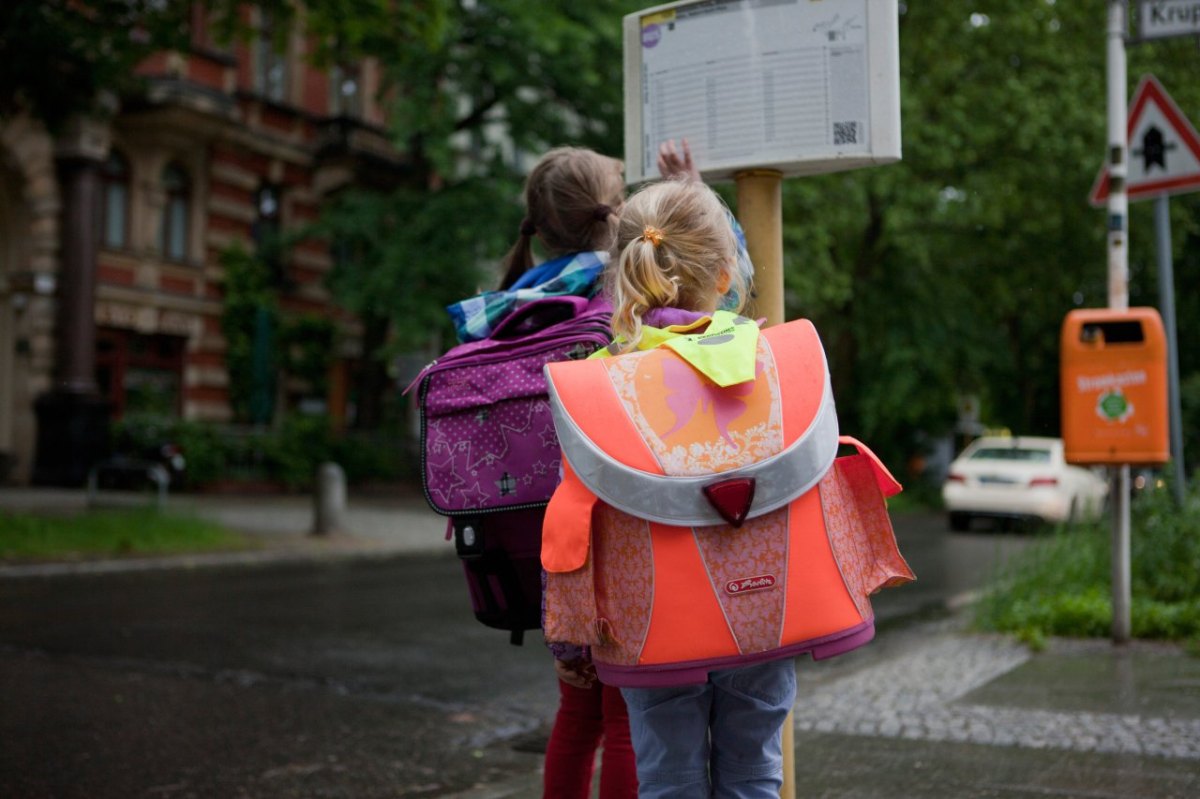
[{"xmin": 831, "ymin": 190, "xmax": 886, "ymax": 433}]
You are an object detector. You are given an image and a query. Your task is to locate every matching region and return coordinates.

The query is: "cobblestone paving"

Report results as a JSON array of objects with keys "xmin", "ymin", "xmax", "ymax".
[{"xmin": 793, "ymin": 633, "xmax": 1200, "ymax": 760}]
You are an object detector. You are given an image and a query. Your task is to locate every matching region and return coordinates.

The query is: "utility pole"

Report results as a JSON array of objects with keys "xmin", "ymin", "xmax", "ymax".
[
  {"xmin": 1105, "ymin": 0, "xmax": 1131, "ymax": 645},
  {"xmin": 1154, "ymin": 195, "xmax": 1187, "ymax": 505}
]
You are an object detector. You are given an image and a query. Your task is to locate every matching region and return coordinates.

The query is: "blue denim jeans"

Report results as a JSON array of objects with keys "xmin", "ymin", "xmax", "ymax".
[{"xmin": 619, "ymin": 658, "xmax": 797, "ymax": 799}]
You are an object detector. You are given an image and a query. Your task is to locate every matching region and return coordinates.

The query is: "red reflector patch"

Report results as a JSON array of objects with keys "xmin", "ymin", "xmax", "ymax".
[
  {"xmin": 725, "ymin": 574, "xmax": 776, "ymax": 595},
  {"xmin": 702, "ymin": 477, "xmax": 756, "ymax": 527}
]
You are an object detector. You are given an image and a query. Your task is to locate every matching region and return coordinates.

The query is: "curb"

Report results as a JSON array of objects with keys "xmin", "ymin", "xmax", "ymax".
[{"xmin": 0, "ymin": 539, "xmax": 450, "ymax": 580}]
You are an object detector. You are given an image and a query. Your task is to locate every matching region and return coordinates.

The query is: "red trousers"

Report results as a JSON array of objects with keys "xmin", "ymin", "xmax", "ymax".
[{"xmin": 543, "ymin": 678, "xmax": 637, "ymax": 798}]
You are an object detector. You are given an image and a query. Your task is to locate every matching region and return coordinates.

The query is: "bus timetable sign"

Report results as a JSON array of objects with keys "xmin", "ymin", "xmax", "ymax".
[{"xmin": 1137, "ymin": 1, "xmax": 1200, "ymax": 40}]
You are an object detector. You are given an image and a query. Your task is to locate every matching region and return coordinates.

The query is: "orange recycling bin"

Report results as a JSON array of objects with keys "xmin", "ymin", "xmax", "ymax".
[{"xmin": 1060, "ymin": 308, "xmax": 1169, "ymax": 465}]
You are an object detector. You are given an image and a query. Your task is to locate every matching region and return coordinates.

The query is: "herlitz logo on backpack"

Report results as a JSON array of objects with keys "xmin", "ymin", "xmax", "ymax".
[{"xmin": 725, "ymin": 575, "xmax": 776, "ymax": 595}]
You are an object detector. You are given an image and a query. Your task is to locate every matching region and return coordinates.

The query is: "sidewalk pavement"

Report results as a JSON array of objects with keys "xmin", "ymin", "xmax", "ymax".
[
  {"xmin": 3, "ymin": 486, "xmax": 1199, "ymax": 797},
  {"xmin": 452, "ymin": 620, "xmax": 1200, "ymax": 799}
]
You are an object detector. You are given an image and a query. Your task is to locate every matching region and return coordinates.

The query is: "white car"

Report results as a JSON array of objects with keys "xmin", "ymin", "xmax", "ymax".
[{"xmin": 942, "ymin": 436, "xmax": 1108, "ymax": 531}]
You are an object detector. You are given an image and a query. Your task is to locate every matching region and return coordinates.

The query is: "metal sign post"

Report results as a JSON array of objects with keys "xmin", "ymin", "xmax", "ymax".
[
  {"xmin": 1154, "ymin": 195, "xmax": 1187, "ymax": 506},
  {"xmin": 1106, "ymin": 0, "xmax": 1132, "ymax": 645}
]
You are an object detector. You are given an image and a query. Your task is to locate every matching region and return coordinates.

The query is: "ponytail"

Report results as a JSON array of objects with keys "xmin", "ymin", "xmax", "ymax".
[
  {"xmin": 610, "ymin": 232, "xmax": 680, "ymax": 350},
  {"xmin": 605, "ymin": 179, "xmax": 742, "ymax": 351}
]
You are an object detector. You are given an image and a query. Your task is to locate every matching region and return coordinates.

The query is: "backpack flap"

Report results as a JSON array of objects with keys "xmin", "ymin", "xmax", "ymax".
[
  {"xmin": 416, "ymin": 301, "xmax": 612, "ymax": 516},
  {"xmin": 820, "ymin": 436, "xmax": 915, "ymax": 618},
  {"xmin": 543, "ymin": 319, "xmax": 839, "ymax": 527},
  {"xmin": 542, "ymin": 459, "xmax": 598, "ymax": 573},
  {"xmin": 541, "ymin": 459, "xmax": 605, "ymax": 646},
  {"xmin": 837, "ymin": 434, "xmax": 903, "ymax": 498}
]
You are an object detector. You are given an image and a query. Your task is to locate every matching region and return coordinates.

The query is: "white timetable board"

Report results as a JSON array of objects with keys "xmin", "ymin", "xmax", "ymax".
[{"xmin": 623, "ymin": 0, "xmax": 901, "ymax": 183}]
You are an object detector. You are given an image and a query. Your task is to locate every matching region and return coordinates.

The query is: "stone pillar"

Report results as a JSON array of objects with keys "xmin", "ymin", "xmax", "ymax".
[
  {"xmin": 32, "ymin": 118, "xmax": 111, "ymax": 486},
  {"xmin": 312, "ymin": 462, "xmax": 346, "ymax": 536},
  {"xmin": 54, "ymin": 160, "xmax": 101, "ymax": 391}
]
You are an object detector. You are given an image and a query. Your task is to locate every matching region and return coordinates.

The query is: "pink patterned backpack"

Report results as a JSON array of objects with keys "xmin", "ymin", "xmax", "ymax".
[{"xmin": 410, "ymin": 296, "xmax": 612, "ymax": 644}]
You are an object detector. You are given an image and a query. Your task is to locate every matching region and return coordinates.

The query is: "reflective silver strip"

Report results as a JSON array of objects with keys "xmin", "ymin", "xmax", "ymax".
[{"xmin": 545, "ymin": 355, "xmax": 839, "ymax": 528}]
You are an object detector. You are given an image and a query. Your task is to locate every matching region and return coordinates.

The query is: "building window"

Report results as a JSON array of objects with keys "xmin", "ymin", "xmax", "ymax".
[
  {"xmin": 95, "ymin": 328, "xmax": 185, "ymax": 419},
  {"xmin": 159, "ymin": 162, "xmax": 190, "ymax": 262},
  {"xmin": 100, "ymin": 151, "xmax": 130, "ymax": 249},
  {"xmin": 253, "ymin": 13, "xmax": 289, "ymax": 103},
  {"xmin": 329, "ymin": 63, "xmax": 361, "ymax": 117}
]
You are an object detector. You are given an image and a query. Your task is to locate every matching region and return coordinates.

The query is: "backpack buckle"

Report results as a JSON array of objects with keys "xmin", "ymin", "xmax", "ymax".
[{"xmin": 702, "ymin": 477, "xmax": 756, "ymax": 528}]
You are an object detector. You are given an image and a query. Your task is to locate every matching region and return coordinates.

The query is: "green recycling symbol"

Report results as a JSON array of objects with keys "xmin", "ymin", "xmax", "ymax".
[{"xmin": 1097, "ymin": 389, "xmax": 1133, "ymax": 423}]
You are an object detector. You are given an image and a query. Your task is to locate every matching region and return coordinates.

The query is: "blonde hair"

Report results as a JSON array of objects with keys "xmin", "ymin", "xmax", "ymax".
[
  {"xmin": 606, "ymin": 179, "xmax": 747, "ymax": 350},
  {"xmin": 499, "ymin": 147, "xmax": 625, "ymax": 289}
]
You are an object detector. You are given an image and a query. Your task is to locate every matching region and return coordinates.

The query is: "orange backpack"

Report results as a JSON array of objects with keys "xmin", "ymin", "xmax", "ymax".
[{"xmin": 541, "ymin": 318, "xmax": 914, "ymax": 687}]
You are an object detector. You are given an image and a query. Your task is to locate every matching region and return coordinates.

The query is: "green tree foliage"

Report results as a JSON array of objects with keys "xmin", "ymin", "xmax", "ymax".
[
  {"xmin": 0, "ymin": 1, "xmax": 195, "ymax": 129},
  {"xmin": 283, "ymin": 0, "xmax": 635, "ymax": 171},
  {"xmin": 277, "ymin": 0, "xmax": 642, "ymax": 424},
  {"xmin": 279, "ymin": 315, "xmax": 336, "ymax": 400},
  {"xmin": 775, "ymin": 2, "xmax": 1200, "ymax": 471}
]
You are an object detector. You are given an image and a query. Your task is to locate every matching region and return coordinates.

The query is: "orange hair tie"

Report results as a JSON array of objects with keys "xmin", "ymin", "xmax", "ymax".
[{"xmin": 641, "ymin": 225, "xmax": 665, "ymax": 247}]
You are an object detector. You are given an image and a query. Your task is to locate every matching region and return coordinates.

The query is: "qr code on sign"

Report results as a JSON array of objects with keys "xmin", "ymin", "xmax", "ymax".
[{"xmin": 833, "ymin": 121, "xmax": 858, "ymax": 145}]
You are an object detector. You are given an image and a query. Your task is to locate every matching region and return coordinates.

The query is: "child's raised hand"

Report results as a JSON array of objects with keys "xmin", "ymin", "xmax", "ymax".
[
  {"xmin": 554, "ymin": 657, "xmax": 597, "ymax": 689},
  {"xmin": 658, "ymin": 138, "xmax": 700, "ymax": 182}
]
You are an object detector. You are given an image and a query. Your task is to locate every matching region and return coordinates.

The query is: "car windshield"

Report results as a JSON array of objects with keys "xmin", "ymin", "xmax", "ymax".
[{"xmin": 969, "ymin": 447, "xmax": 1052, "ymax": 463}]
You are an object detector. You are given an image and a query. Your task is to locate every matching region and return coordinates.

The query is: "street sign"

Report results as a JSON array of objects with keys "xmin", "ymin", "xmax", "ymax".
[
  {"xmin": 1136, "ymin": 0, "xmax": 1200, "ymax": 41},
  {"xmin": 622, "ymin": 0, "xmax": 901, "ymax": 182},
  {"xmin": 1089, "ymin": 75, "xmax": 1200, "ymax": 206}
]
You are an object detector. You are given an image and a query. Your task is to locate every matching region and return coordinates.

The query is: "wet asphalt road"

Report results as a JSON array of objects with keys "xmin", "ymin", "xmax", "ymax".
[{"xmin": 0, "ymin": 512, "xmax": 1030, "ymax": 798}]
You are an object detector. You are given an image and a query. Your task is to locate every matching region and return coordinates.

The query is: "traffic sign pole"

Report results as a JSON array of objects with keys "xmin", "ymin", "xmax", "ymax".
[
  {"xmin": 1107, "ymin": 3, "xmax": 1130, "ymax": 311},
  {"xmin": 1106, "ymin": 0, "xmax": 1132, "ymax": 646},
  {"xmin": 1154, "ymin": 195, "xmax": 1188, "ymax": 503}
]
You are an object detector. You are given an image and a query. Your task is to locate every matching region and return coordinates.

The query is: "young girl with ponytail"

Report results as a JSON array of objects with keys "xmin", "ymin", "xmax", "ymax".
[
  {"xmin": 592, "ymin": 178, "xmax": 793, "ymax": 799},
  {"xmin": 446, "ymin": 147, "xmax": 625, "ymax": 344}
]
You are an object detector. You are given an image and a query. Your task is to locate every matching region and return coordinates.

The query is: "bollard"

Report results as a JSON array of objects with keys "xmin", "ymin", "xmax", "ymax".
[{"xmin": 312, "ymin": 462, "xmax": 346, "ymax": 536}]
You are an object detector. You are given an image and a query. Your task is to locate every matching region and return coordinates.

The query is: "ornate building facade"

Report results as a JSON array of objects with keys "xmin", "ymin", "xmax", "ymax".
[{"xmin": 0, "ymin": 9, "xmax": 402, "ymax": 484}]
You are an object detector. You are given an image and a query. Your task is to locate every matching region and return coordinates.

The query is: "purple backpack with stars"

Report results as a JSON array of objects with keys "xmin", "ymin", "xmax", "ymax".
[{"xmin": 411, "ymin": 295, "xmax": 612, "ymax": 644}]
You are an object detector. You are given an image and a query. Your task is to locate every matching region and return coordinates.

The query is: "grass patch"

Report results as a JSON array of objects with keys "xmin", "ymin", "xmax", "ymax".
[
  {"xmin": 0, "ymin": 509, "xmax": 254, "ymax": 560},
  {"xmin": 974, "ymin": 482, "xmax": 1200, "ymax": 642}
]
